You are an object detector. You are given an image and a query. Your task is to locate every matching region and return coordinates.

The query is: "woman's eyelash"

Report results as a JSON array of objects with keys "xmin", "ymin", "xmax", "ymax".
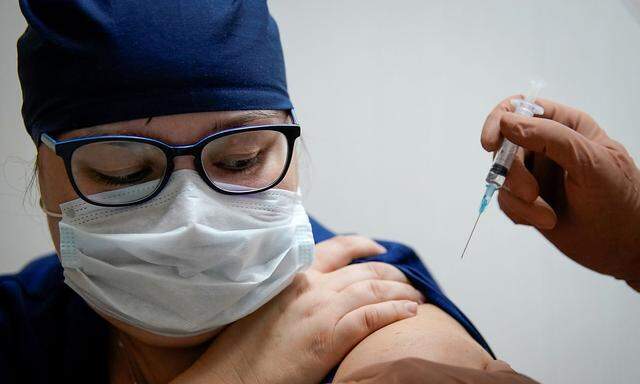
[
  {"xmin": 90, "ymin": 168, "xmax": 152, "ymax": 185},
  {"xmin": 215, "ymin": 153, "xmax": 261, "ymax": 172}
]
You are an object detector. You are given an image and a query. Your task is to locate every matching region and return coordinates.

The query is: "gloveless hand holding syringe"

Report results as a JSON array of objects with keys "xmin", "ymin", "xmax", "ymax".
[{"xmin": 461, "ymin": 81, "xmax": 545, "ymax": 258}]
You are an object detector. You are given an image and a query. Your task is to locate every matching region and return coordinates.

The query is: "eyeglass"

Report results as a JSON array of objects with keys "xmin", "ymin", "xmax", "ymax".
[{"xmin": 41, "ymin": 113, "xmax": 301, "ymax": 207}]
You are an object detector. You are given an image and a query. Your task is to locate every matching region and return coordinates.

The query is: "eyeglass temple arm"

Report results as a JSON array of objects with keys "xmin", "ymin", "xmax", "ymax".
[
  {"xmin": 40, "ymin": 133, "xmax": 57, "ymax": 153},
  {"xmin": 290, "ymin": 108, "xmax": 299, "ymax": 125}
]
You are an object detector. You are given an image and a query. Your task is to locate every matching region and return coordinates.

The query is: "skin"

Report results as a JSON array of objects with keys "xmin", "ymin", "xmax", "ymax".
[
  {"xmin": 481, "ymin": 97, "xmax": 640, "ymax": 290},
  {"xmin": 335, "ymin": 358, "xmax": 539, "ymax": 384},
  {"xmin": 333, "ymin": 96, "xmax": 640, "ymax": 384},
  {"xmin": 38, "ymin": 110, "xmax": 492, "ymax": 383},
  {"xmin": 39, "ymin": 110, "xmax": 300, "ymax": 381},
  {"xmin": 333, "ymin": 305, "xmax": 492, "ymax": 381}
]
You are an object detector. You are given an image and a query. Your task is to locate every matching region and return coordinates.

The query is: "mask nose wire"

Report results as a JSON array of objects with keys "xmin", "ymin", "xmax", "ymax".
[{"xmin": 171, "ymin": 154, "xmax": 213, "ymax": 187}]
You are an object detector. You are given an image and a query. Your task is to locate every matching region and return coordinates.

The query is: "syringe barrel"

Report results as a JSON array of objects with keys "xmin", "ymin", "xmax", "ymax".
[
  {"xmin": 484, "ymin": 98, "xmax": 544, "ymax": 188},
  {"xmin": 485, "ymin": 139, "xmax": 519, "ymax": 187},
  {"xmin": 512, "ymin": 99, "xmax": 543, "ymax": 118}
]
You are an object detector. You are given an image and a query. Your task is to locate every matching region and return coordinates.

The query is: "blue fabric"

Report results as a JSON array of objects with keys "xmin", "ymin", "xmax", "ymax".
[
  {"xmin": 311, "ymin": 218, "xmax": 495, "ymax": 382},
  {"xmin": 17, "ymin": 0, "xmax": 292, "ymax": 145},
  {"xmin": 0, "ymin": 217, "xmax": 492, "ymax": 383},
  {"xmin": 0, "ymin": 255, "xmax": 109, "ymax": 383}
]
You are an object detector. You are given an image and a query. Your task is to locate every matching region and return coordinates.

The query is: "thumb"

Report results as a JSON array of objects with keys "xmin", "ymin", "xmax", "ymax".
[{"xmin": 500, "ymin": 112, "xmax": 597, "ymax": 183}]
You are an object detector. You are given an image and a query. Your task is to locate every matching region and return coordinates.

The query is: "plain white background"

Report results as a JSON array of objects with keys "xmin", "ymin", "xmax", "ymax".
[{"xmin": 1, "ymin": 1, "xmax": 639, "ymax": 383}]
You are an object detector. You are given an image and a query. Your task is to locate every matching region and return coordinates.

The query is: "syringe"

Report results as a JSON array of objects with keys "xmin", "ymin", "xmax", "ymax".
[
  {"xmin": 461, "ymin": 81, "xmax": 545, "ymax": 258},
  {"xmin": 479, "ymin": 81, "xmax": 545, "ymax": 214}
]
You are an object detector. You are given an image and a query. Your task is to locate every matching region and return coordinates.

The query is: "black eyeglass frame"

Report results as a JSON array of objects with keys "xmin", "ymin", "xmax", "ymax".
[{"xmin": 41, "ymin": 114, "xmax": 301, "ymax": 208}]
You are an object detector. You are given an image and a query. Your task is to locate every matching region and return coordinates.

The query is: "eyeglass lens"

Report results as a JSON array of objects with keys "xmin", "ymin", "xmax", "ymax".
[{"xmin": 69, "ymin": 130, "xmax": 290, "ymax": 205}]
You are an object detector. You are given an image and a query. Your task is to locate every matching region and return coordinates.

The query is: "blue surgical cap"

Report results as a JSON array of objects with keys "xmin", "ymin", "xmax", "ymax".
[{"xmin": 17, "ymin": 0, "xmax": 293, "ymax": 145}]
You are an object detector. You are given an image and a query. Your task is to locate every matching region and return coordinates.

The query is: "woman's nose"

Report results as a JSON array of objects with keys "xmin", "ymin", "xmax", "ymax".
[{"xmin": 173, "ymin": 155, "xmax": 197, "ymax": 171}]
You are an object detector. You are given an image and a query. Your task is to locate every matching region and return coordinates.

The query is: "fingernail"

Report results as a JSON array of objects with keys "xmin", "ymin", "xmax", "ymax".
[
  {"xmin": 405, "ymin": 302, "xmax": 418, "ymax": 314},
  {"xmin": 374, "ymin": 243, "xmax": 387, "ymax": 254},
  {"xmin": 537, "ymin": 219, "xmax": 556, "ymax": 230}
]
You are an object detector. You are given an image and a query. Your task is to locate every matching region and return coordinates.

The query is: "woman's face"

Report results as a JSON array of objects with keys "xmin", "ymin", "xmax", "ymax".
[{"xmin": 37, "ymin": 109, "xmax": 299, "ymax": 347}]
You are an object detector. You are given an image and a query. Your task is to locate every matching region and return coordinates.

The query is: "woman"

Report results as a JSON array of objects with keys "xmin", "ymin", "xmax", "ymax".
[{"xmin": 1, "ymin": 1, "xmax": 494, "ymax": 383}]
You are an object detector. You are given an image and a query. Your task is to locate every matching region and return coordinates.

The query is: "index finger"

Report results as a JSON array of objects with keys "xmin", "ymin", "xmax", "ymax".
[
  {"xmin": 311, "ymin": 235, "xmax": 387, "ymax": 273},
  {"xmin": 534, "ymin": 98, "xmax": 604, "ymax": 140},
  {"xmin": 481, "ymin": 95, "xmax": 521, "ymax": 151},
  {"xmin": 499, "ymin": 112, "xmax": 597, "ymax": 183}
]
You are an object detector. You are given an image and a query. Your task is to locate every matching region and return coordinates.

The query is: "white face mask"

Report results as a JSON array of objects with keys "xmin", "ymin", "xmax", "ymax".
[{"xmin": 50, "ymin": 170, "xmax": 315, "ymax": 337}]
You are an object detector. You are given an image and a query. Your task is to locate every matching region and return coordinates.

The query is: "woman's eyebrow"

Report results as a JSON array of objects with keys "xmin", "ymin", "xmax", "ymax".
[
  {"xmin": 220, "ymin": 110, "xmax": 288, "ymax": 129},
  {"xmin": 69, "ymin": 110, "xmax": 288, "ymax": 138}
]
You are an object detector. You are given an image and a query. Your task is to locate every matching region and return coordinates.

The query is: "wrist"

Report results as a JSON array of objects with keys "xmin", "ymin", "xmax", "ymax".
[
  {"xmin": 169, "ymin": 346, "xmax": 260, "ymax": 384},
  {"xmin": 170, "ymin": 364, "xmax": 252, "ymax": 384}
]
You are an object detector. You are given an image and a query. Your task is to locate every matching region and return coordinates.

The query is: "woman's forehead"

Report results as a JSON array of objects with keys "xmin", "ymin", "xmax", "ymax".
[{"xmin": 58, "ymin": 110, "xmax": 288, "ymax": 144}]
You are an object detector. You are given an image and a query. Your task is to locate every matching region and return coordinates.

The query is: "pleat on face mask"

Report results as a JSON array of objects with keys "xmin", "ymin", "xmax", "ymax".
[{"xmin": 56, "ymin": 170, "xmax": 315, "ymax": 337}]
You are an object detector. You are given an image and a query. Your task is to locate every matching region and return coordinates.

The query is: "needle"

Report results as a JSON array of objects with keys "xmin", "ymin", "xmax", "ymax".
[
  {"xmin": 461, "ymin": 184, "xmax": 496, "ymax": 259},
  {"xmin": 460, "ymin": 212, "xmax": 482, "ymax": 259}
]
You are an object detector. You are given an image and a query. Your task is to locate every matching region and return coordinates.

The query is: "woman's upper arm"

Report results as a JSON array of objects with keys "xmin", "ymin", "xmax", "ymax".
[{"xmin": 333, "ymin": 303, "xmax": 493, "ymax": 381}]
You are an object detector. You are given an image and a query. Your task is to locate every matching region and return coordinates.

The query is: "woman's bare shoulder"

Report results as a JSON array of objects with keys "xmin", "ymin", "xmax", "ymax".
[{"xmin": 333, "ymin": 303, "xmax": 493, "ymax": 381}]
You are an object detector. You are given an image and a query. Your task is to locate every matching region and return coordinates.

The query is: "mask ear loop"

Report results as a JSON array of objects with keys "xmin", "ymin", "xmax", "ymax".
[{"xmin": 39, "ymin": 198, "xmax": 63, "ymax": 218}]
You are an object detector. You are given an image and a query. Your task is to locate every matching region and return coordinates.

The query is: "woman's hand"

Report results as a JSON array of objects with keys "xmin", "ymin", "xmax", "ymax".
[
  {"xmin": 481, "ymin": 97, "xmax": 640, "ymax": 290},
  {"xmin": 171, "ymin": 235, "xmax": 424, "ymax": 384}
]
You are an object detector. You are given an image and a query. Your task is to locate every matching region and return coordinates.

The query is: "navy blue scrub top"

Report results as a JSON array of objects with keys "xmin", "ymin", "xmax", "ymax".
[{"xmin": 0, "ymin": 217, "xmax": 493, "ymax": 383}]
